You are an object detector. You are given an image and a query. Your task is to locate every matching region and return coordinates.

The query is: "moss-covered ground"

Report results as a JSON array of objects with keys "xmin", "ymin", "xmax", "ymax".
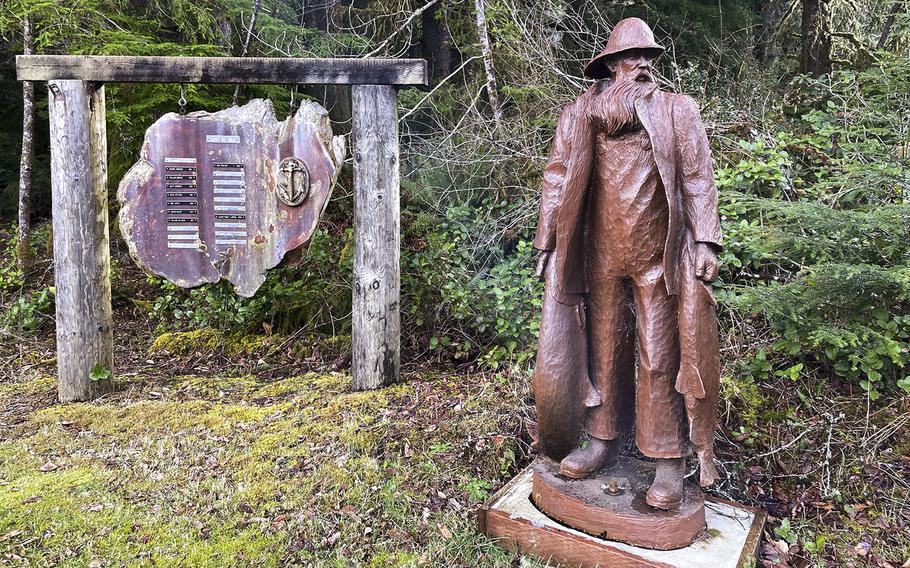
[
  {"xmin": 1, "ymin": 328, "xmax": 907, "ymax": 567},
  {"xmin": 0, "ymin": 330, "xmax": 910, "ymax": 567},
  {"xmin": 0, "ymin": 329, "xmax": 543, "ymax": 567}
]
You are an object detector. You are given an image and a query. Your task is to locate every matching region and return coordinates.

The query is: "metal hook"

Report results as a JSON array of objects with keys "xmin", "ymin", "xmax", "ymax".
[
  {"xmin": 178, "ymin": 84, "xmax": 187, "ymax": 115},
  {"xmin": 289, "ymin": 84, "xmax": 298, "ymax": 115}
]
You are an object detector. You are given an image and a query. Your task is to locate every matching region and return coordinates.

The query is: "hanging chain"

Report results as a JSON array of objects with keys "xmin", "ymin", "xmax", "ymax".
[
  {"xmin": 289, "ymin": 84, "xmax": 298, "ymax": 115},
  {"xmin": 178, "ymin": 84, "xmax": 187, "ymax": 115}
]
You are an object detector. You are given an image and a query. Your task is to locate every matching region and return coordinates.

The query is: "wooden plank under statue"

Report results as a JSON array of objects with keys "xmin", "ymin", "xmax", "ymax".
[{"xmin": 118, "ymin": 99, "xmax": 345, "ymax": 297}]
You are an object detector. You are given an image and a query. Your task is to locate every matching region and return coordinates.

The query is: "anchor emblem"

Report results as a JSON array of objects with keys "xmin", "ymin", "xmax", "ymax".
[{"xmin": 277, "ymin": 157, "xmax": 310, "ymax": 206}]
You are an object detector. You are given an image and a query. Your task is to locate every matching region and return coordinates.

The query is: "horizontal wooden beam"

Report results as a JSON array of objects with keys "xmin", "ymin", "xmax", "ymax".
[{"xmin": 16, "ymin": 55, "xmax": 428, "ymax": 86}]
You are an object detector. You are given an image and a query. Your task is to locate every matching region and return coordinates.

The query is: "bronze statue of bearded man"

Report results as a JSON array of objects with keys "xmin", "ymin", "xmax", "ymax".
[{"xmin": 532, "ymin": 17, "xmax": 723, "ymax": 511}]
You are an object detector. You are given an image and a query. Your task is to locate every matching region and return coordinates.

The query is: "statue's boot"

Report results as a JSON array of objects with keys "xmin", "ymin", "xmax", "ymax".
[
  {"xmin": 558, "ymin": 437, "xmax": 617, "ymax": 479},
  {"xmin": 645, "ymin": 457, "xmax": 686, "ymax": 510}
]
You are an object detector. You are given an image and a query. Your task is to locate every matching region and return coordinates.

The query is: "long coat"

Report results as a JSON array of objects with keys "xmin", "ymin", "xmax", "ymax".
[{"xmin": 532, "ymin": 82, "xmax": 722, "ymax": 486}]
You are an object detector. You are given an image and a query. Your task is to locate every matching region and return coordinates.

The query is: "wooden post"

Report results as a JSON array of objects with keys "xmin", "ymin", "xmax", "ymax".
[
  {"xmin": 15, "ymin": 57, "xmax": 427, "ymax": 396},
  {"xmin": 351, "ymin": 85, "xmax": 400, "ymax": 390},
  {"xmin": 47, "ymin": 80, "xmax": 114, "ymax": 402}
]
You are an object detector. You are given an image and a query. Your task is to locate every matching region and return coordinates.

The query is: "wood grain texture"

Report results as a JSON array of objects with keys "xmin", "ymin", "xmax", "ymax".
[
  {"xmin": 531, "ymin": 458, "xmax": 706, "ymax": 550},
  {"xmin": 48, "ymin": 80, "xmax": 114, "ymax": 402},
  {"xmin": 351, "ymin": 85, "xmax": 400, "ymax": 391},
  {"xmin": 485, "ymin": 509, "xmax": 675, "ymax": 568},
  {"xmin": 17, "ymin": 56, "xmax": 428, "ymax": 86},
  {"xmin": 481, "ymin": 465, "xmax": 766, "ymax": 568}
]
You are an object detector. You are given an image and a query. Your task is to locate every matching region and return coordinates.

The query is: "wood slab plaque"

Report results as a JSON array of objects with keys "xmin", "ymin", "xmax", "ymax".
[{"xmin": 118, "ymin": 99, "xmax": 345, "ymax": 297}]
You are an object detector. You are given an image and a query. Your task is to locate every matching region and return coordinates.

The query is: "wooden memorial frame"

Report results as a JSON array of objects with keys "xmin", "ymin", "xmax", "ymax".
[{"xmin": 16, "ymin": 55, "xmax": 428, "ymax": 400}]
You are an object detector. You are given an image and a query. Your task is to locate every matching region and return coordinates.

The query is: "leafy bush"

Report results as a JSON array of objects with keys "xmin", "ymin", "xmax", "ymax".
[
  {"xmin": 401, "ymin": 199, "xmax": 542, "ymax": 367},
  {"xmin": 3, "ymin": 286, "xmax": 54, "ymax": 331},
  {"xmin": 713, "ymin": 57, "xmax": 910, "ymax": 400},
  {"xmin": 150, "ymin": 227, "xmax": 353, "ymax": 335}
]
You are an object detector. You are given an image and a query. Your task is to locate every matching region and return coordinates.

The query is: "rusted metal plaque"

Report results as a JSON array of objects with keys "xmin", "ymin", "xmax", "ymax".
[{"xmin": 118, "ymin": 99, "xmax": 345, "ymax": 297}]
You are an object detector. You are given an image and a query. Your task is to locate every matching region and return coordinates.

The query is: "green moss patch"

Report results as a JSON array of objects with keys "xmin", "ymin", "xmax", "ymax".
[
  {"xmin": 149, "ymin": 328, "xmax": 275, "ymax": 357},
  {"xmin": 0, "ymin": 371, "xmax": 534, "ymax": 566}
]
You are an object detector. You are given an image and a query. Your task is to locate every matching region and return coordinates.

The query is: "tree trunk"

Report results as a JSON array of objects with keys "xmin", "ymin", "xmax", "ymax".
[
  {"xmin": 302, "ymin": 0, "xmax": 339, "ymax": 32},
  {"xmin": 48, "ymin": 81, "xmax": 114, "ymax": 402},
  {"xmin": 233, "ymin": 0, "xmax": 263, "ymax": 106},
  {"xmin": 876, "ymin": 1, "xmax": 903, "ymax": 50},
  {"xmin": 474, "ymin": 0, "xmax": 502, "ymax": 124},
  {"xmin": 751, "ymin": 0, "xmax": 770, "ymax": 62},
  {"xmin": 300, "ymin": 0, "xmax": 348, "ymax": 127},
  {"xmin": 17, "ymin": 17, "xmax": 35, "ymax": 274},
  {"xmin": 800, "ymin": 0, "xmax": 832, "ymax": 76},
  {"xmin": 421, "ymin": 0, "xmax": 451, "ymax": 81}
]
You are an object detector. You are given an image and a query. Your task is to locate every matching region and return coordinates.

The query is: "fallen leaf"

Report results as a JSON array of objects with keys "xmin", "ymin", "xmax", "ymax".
[
  {"xmin": 323, "ymin": 531, "xmax": 341, "ymax": 547},
  {"xmin": 0, "ymin": 530, "xmax": 23, "ymax": 542},
  {"xmin": 437, "ymin": 523, "xmax": 452, "ymax": 540},
  {"xmin": 733, "ymin": 430, "xmax": 751, "ymax": 442},
  {"xmin": 853, "ymin": 541, "xmax": 871, "ymax": 556}
]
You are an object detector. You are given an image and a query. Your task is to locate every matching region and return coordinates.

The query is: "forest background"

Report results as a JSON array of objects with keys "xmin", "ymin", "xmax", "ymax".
[{"xmin": 0, "ymin": 0, "xmax": 908, "ymax": 566}]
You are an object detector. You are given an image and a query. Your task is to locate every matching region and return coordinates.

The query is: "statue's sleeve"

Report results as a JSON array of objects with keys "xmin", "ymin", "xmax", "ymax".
[
  {"xmin": 675, "ymin": 96, "xmax": 723, "ymax": 249},
  {"xmin": 533, "ymin": 103, "xmax": 575, "ymax": 251}
]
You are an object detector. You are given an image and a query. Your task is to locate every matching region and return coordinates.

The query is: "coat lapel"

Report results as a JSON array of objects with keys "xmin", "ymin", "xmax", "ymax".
[{"xmin": 636, "ymin": 90, "xmax": 682, "ymax": 295}]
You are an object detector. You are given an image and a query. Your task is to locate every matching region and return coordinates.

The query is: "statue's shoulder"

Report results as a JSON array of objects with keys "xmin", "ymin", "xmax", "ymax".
[
  {"xmin": 556, "ymin": 97, "xmax": 584, "ymax": 125},
  {"xmin": 664, "ymin": 92, "xmax": 700, "ymax": 116},
  {"xmin": 558, "ymin": 81, "xmax": 603, "ymax": 122}
]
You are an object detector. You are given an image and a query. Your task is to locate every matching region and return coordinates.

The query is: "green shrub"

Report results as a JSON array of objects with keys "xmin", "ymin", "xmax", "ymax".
[
  {"xmin": 713, "ymin": 58, "xmax": 910, "ymax": 400},
  {"xmin": 402, "ymin": 199, "xmax": 542, "ymax": 367},
  {"xmin": 149, "ymin": 227, "xmax": 353, "ymax": 335}
]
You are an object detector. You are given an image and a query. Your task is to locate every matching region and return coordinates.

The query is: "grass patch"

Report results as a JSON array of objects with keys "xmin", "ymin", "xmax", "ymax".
[{"xmin": 0, "ymin": 370, "xmax": 536, "ymax": 566}]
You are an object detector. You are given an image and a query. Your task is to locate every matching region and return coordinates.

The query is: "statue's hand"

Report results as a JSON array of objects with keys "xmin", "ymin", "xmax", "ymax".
[
  {"xmin": 535, "ymin": 251, "xmax": 552, "ymax": 281},
  {"xmin": 694, "ymin": 243, "xmax": 719, "ymax": 282}
]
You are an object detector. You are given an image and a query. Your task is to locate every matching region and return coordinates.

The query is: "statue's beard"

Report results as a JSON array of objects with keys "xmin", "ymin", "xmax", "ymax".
[{"xmin": 588, "ymin": 77, "xmax": 655, "ymax": 136}]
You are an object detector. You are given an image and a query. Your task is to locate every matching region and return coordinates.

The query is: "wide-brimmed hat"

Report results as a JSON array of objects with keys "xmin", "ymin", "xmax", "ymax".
[{"xmin": 584, "ymin": 17, "xmax": 665, "ymax": 79}]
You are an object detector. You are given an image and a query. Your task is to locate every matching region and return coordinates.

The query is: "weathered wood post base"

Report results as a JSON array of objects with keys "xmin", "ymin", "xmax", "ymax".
[
  {"xmin": 351, "ymin": 84, "xmax": 401, "ymax": 390},
  {"xmin": 47, "ymin": 80, "xmax": 114, "ymax": 402}
]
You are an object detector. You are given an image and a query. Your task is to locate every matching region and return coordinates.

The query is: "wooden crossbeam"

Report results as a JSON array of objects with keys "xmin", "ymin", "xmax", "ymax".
[{"xmin": 17, "ymin": 55, "xmax": 428, "ymax": 86}]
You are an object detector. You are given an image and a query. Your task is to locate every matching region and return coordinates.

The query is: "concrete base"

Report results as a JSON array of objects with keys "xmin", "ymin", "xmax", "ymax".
[{"xmin": 480, "ymin": 465, "xmax": 765, "ymax": 568}]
